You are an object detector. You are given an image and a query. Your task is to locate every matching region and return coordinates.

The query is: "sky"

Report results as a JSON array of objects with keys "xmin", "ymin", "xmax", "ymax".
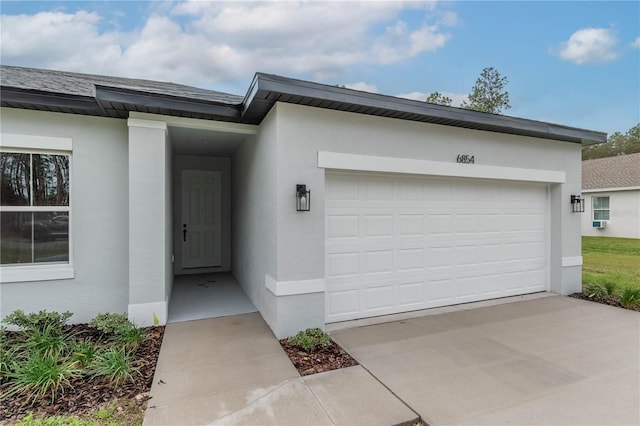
[{"xmin": 1, "ymin": 1, "xmax": 638, "ymax": 136}]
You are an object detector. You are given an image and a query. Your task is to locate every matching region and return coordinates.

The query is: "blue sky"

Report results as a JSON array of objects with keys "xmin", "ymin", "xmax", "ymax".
[{"xmin": 1, "ymin": 1, "xmax": 638, "ymax": 135}]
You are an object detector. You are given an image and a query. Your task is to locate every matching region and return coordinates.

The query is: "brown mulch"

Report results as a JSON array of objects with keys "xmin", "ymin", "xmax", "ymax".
[
  {"xmin": 569, "ymin": 293, "xmax": 640, "ymax": 312},
  {"xmin": 0, "ymin": 325, "xmax": 164, "ymax": 423},
  {"xmin": 278, "ymin": 338, "xmax": 358, "ymax": 376}
]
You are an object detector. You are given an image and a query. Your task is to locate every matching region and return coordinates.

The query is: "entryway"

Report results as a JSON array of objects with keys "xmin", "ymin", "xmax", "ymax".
[{"xmin": 167, "ymin": 273, "xmax": 257, "ymax": 323}]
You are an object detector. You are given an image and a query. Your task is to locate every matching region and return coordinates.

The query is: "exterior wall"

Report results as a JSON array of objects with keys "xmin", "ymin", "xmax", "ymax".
[
  {"xmin": 581, "ymin": 190, "xmax": 640, "ymax": 238},
  {"xmin": 0, "ymin": 108, "xmax": 129, "ymax": 323},
  {"xmin": 127, "ymin": 119, "xmax": 172, "ymax": 327},
  {"xmin": 173, "ymin": 155, "xmax": 232, "ymax": 274},
  {"xmin": 231, "ymin": 109, "xmax": 279, "ymax": 334},
  {"xmin": 267, "ymin": 102, "xmax": 583, "ymax": 333}
]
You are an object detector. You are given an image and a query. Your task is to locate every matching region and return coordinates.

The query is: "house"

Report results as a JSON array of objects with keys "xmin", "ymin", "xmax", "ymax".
[
  {"xmin": 0, "ymin": 65, "xmax": 607, "ymax": 338},
  {"xmin": 581, "ymin": 153, "xmax": 640, "ymax": 239}
]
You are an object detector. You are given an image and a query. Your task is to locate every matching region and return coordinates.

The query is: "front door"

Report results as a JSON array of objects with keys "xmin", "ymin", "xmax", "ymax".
[{"xmin": 181, "ymin": 169, "xmax": 222, "ymax": 268}]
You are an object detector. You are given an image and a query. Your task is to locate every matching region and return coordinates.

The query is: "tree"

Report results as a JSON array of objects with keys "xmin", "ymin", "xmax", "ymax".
[
  {"xmin": 425, "ymin": 91, "xmax": 452, "ymax": 106},
  {"xmin": 461, "ymin": 67, "xmax": 511, "ymax": 114},
  {"xmin": 582, "ymin": 123, "xmax": 640, "ymax": 160}
]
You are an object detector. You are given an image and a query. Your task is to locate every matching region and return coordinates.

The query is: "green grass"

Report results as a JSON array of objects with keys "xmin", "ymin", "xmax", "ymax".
[{"xmin": 582, "ymin": 236, "xmax": 640, "ymax": 292}]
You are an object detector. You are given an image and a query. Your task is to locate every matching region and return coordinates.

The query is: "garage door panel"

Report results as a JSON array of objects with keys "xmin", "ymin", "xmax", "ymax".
[{"xmin": 326, "ymin": 172, "xmax": 548, "ymax": 322}]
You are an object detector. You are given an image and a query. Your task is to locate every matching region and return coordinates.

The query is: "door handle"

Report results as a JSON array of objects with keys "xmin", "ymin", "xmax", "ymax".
[{"xmin": 183, "ymin": 224, "xmax": 187, "ymax": 242}]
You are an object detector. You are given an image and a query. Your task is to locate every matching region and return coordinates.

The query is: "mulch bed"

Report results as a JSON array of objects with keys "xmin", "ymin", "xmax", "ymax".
[
  {"xmin": 0, "ymin": 325, "xmax": 164, "ymax": 423},
  {"xmin": 278, "ymin": 338, "xmax": 358, "ymax": 376},
  {"xmin": 569, "ymin": 293, "xmax": 640, "ymax": 312}
]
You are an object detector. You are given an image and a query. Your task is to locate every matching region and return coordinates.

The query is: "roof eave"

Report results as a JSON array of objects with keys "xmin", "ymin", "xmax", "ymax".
[{"xmin": 242, "ymin": 73, "xmax": 608, "ymax": 145}]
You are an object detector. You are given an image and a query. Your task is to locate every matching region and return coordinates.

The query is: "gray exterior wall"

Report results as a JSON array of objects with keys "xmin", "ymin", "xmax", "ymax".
[
  {"xmin": 581, "ymin": 190, "xmax": 640, "ymax": 239},
  {"xmin": 0, "ymin": 108, "xmax": 129, "ymax": 323},
  {"xmin": 231, "ymin": 108, "xmax": 279, "ymax": 333},
  {"xmin": 268, "ymin": 102, "xmax": 583, "ymax": 333}
]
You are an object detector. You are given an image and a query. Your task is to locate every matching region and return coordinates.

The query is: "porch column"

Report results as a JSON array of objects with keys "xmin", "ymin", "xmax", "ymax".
[{"xmin": 127, "ymin": 118, "xmax": 172, "ymax": 326}]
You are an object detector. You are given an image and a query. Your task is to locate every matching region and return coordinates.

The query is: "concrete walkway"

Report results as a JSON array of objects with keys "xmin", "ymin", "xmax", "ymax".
[
  {"xmin": 332, "ymin": 295, "xmax": 640, "ymax": 425},
  {"xmin": 143, "ymin": 313, "xmax": 418, "ymax": 425}
]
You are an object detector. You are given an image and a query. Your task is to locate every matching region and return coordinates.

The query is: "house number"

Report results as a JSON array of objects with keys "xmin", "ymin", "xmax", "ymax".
[{"xmin": 456, "ymin": 154, "xmax": 475, "ymax": 164}]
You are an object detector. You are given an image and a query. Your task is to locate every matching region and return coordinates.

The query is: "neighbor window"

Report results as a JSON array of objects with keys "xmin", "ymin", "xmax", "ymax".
[
  {"xmin": 1, "ymin": 152, "xmax": 70, "ymax": 265},
  {"xmin": 592, "ymin": 196, "xmax": 610, "ymax": 221}
]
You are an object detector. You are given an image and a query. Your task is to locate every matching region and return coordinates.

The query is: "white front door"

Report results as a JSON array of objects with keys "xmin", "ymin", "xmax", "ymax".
[{"xmin": 181, "ymin": 169, "xmax": 222, "ymax": 268}]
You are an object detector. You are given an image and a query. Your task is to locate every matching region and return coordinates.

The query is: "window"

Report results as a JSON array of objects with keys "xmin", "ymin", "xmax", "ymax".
[
  {"xmin": 592, "ymin": 196, "xmax": 610, "ymax": 221},
  {"xmin": 1, "ymin": 152, "xmax": 70, "ymax": 265}
]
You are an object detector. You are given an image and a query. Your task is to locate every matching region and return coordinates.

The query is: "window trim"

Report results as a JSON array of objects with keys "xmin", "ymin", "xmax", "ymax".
[
  {"xmin": 1, "ymin": 134, "xmax": 73, "ymax": 283},
  {"xmin": 592, "ymin": 195, "xmax": 610, "ymax": 221}
]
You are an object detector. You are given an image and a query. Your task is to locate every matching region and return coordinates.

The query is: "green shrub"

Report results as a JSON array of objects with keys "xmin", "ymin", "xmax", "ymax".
[
  {"xmin": 3, "ymin": 310, "xmax": 72, "ymax": 334},
  {"xmin": 602, "ymin": 280, "xmax": 617, "ymax": 295},
  {"xmin": 71, "ymin": 340, "xmax": 98, "ymax": 369},
  {"xmin": 91, "ymin": 347, "xmax": 139, "ymax": 386},
  {"xmin": 583, "ymin": 282, "xmax": 608, "ymax": 301},
  {"xmin": 3, "ymin": 351, "xmax": 81, "ymax": 403},
  {"xmin": 88, "ymin": 313, "xmax": 130, "ymax": 336},
  {"xmin": 620, "ymin": 287, "xmax": 640, "ymax": 309},
  {"xmin": 287, "ymin": 328, "xmax": 331, "ymax": 353},
  {"xmin": 18, "ymin": 324, "xmax": 74, "ymax": 359},
  {"xmin": 113, "ymin": 324, "xmax": 144, "ymax": 349}
]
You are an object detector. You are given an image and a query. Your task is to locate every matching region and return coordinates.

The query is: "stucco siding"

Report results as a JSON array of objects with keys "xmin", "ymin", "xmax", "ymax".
[
  {"xmin": 582, "ymin": 190, "xmax": 640, "ymax": 238},
  {"xmin": 0, "ymin": 108, "xmax": 129, "ymax": 323},
  {"xmin": 273, "ymin": 102, "xmax": 583, "ymax": 298},
  {"xmin": 231, "ymin": 108, "xmax": 279, "ymax": 332}
]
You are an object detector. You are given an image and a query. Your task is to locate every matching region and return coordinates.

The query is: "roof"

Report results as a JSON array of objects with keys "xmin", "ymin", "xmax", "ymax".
[
  {"xmin": 1, "ymin": 64, "xmax": 607, "ymax": 145},
  {"xmin": 582, "ymin": 153, "xmax": 640, "ymax": 190}
]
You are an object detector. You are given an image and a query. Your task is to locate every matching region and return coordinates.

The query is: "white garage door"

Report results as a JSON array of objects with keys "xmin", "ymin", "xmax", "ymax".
[{"xmin": 325, "ymin": 171, "xmax": 548, "ymax": 323}]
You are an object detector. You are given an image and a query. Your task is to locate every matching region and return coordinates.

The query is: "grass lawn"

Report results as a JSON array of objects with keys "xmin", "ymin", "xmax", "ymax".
[{"xmin": 582, "ymin": 236, "xmax": 640, "ymax": 292}]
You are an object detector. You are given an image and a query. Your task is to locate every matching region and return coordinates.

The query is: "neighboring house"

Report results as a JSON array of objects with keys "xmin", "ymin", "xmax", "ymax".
[
  {"xmin": 581, "ymin": 153, "xmax": 640, "ymax": 239},
  {"xmin": 0, "ymin": 65, "xmax": 607, "ymax": 338}
]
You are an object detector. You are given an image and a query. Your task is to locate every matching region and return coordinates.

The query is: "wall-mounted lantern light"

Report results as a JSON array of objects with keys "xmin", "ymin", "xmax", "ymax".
[
  {"xmin": 296, "ymin": 184, "xmax": 310, "ymax": 212},
  {"xmin": 570, "ymin": 195, "xmax": 585, "ymax": 213}
]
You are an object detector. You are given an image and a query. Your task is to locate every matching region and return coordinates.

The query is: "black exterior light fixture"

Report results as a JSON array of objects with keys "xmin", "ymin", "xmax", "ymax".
[
  {"xmin": 570, "ymin": 195, "xmax": 585, "ymax": 213},
  {"xmin": 296, "ymin": 184, "xmax": 310, "ymax": 211}
]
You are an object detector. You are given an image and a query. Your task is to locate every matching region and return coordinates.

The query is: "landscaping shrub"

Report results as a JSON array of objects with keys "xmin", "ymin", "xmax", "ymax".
[
  {"xmin": 18, "ymin": 324, "xmax": 75, "ymax": 359},
  {"xmin": 70, "ymin": 340, "xmax": 98, "ymax": 369},
  {"xmin": 287, "ymin": 328, "xmax": 331, "ymax": 353},
  {"xmin": 602, "ymin": 280, "xmax": 617, "ymax": 295},
  {"xmin": 583, "ymin": 282, "xmax": 608, "ymax": 302},
  {"xmin": 88, "ymin": 313, "xmax": 130, "ymax": 336},
  {"xmin": 91, "ymin": 346, "xmax": 140, "ymax": 386},
  {"xmin": 2, "ymin": 310, "xmax": 72, "ymax": 334},
  {"xmin": 3, "ymin": 351, "xmax": 81, "ymax": 403},
  {"xmin": 620, "ymin": 287, "xmax": 640, "ymax": 309}
]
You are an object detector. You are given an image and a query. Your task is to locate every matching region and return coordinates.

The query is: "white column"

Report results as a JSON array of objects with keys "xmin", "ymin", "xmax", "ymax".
[{"xmin": 127, "ymin": 118, "xmax": 171, "ymax": 326}]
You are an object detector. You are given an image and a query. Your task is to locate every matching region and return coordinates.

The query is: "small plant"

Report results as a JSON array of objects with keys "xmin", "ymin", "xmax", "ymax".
[
  {"xmin": 3, "ymin": 351, "xmax": 81, "ymax": 403},
  {"xmin": 602, "ymin": 280, "xmax": 616, "ymax": 295},
  {"xmin": 113, "ymin": 324, "xmax": 144, "ymax": 349},
  {"xmin": 620, "ymin": 287, "xmax": 640, "ymax": 309},
  {"xmin": 3, "ymin": 310, "xmax": 72, "ymax": 334},
  {"xmin": 91, "ymin": 346, "xmax": 140, "ymax": 386},
  {"xmin": 583, "ymin": 282, "xmax": 608, "ymax": 302},
  {"xmin": 89, "ymin": 313, "xmax": 130, "ymax": 336},
  {"xmin": 71, "ymin": 340, "xmax": 99, "ymax": 368},
  {"xmin": 287, "ymin": 328, "xmax": 331, "ymax": 353},
  {"xmin": 19, "ymin": 324, "xmax": 74, "ymax": 359}
]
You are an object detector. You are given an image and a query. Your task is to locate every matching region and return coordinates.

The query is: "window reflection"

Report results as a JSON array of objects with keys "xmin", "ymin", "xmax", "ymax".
[
  {"xmin": 0, "ymin": 153, "xmax": 31, "ymax": 206},
  {"xmin": 33, "ymin": 154, "xmax": 70, "ymax": 206},
  {"xmin": 0, "ymin": 212, "xmax": 69, "ymax": 264}
]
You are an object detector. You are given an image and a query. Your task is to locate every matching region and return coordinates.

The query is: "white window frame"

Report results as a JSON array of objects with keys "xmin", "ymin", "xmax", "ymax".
[
  {"xmin": 0, "ymin": 134, "xmax": 74, "ymax": 283},
  {"xmin": 592, "ymin": 195, "xmax": 610, "ymax": 221}
]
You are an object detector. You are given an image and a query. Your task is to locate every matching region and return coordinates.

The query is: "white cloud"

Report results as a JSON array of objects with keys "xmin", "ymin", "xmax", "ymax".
[
  {"xmin": 558, "ymin": 28, "xmax": 619, "ymax": 64},
  {"xmin": 344, "ymin": 82, "xmax": 379, "ymax": 93},
  {"xmin": 632, "ymin": 37, "xmax": 640, "ymax": 48},
  {"xmin": 0, "ymin": 2, "xmax": 457, "ymax": 89},
  {"xmin": 396, "ymin": 91, "xmax": 467, "ymax": 107}
]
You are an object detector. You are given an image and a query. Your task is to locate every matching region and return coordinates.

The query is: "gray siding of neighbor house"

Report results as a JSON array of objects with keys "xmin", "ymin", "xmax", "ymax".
[{"xmin": 0, "ymin": 108, "xmax": 129, "ymax": 323}]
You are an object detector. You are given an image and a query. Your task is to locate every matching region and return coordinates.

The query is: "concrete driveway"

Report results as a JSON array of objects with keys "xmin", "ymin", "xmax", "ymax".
[{"xmin": 331, "ymin": 295, "xmax": 640, "ymax": 425}]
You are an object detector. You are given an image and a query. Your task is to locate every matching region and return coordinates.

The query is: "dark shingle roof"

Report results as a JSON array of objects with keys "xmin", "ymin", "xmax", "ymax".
[
  {"xmin": 1, "ymin": 64, "xmax": 608, "ymax": 145},
  {"xmin": 582, "ymin": 153, "xmax": 640, "ymax": 190}
]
